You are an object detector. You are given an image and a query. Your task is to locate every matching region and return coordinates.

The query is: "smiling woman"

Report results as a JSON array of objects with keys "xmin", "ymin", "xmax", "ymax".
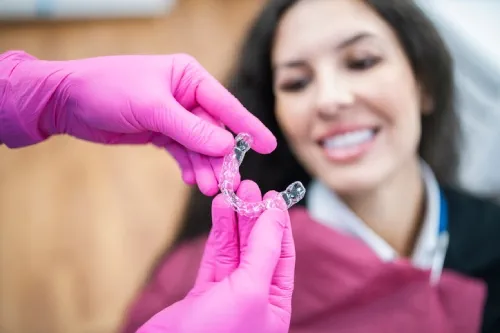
[
  {"xmin": 121, "ymin": 1, "xmax": 500, "ymax": 333},
  {"xmin": 272, "ymin": 1, "xmax": 430, "ymax": 197}
]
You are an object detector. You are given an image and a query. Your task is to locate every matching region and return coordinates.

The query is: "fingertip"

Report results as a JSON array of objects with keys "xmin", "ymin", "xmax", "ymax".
[
  {"xmin": 182, "ymin": 170, "xmax": 196, "ymax": 185},
  {"xmin": 212, "ymin": 193, "xmax": 231, "ymax": 208},
  {"xmin": 259, "ymin": 208, "xmax": 287, "ymax": 228},
  {"xmin": 195, "ymin": 170, "xmax": 219, "ymax": 196},
  {"xmin": 195, "ymin": 75, "xmax": 277, "ymax": 156},
  {"xmin": 199, "ymin": 181, "xmax": 220, "ymax": 197},
  {"xmin": 236, "ymin": 180, "xmax": 261, "ymax": 201},
  {"xmin": 263, "ymin": 190, "xmax": 279, "ymax": 201},
  {"xmin": 252, "ymin": 133, "xmax": 278, "ymax": 155}
]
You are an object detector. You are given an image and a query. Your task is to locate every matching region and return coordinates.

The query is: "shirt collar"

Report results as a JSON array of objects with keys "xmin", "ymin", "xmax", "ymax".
[{"xmin": 305, "ymin": 161, "xmax": 442, "ymax": 269}]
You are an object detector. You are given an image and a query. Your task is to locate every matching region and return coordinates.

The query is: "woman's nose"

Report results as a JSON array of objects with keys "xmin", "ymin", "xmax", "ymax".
[{"xmin": 314, "ymin": 72, "xmax": 354, "ymax": 118}]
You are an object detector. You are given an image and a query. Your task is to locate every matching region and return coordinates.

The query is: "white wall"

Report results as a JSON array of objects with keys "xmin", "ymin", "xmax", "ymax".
[{"xmin": 418, "ymin": 0, "xmax": 500, "ymax": 197}]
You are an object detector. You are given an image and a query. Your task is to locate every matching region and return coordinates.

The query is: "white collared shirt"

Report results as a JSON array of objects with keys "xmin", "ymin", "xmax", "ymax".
[{"xmin": 306, "ymin": 162, "xmax": 443, "ymax": 269}]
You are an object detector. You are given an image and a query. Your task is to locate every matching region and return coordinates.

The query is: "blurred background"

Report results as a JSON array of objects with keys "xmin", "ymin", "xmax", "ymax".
[{"xmin": 0, "ymin": 1, "xmax": 499, "ymax": 333}]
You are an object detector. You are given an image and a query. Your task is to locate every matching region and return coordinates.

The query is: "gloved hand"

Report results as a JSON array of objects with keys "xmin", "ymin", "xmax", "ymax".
[
  {"xmin": 137, "ymin": 180, "xmax": 295, "ymax": 333},
  {"xmin": 0, "ymin": 51, "xmax": 276, "ymax": 195}
]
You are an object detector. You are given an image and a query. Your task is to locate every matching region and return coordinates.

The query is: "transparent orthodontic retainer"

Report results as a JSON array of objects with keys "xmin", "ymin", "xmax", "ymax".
[{"xmin": 218, "ymin": 133, "xmax": 306, "ymax": 218}]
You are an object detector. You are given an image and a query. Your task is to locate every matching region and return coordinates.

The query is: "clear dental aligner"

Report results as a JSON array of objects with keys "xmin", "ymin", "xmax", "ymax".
[{"xmin": 219, "ymin": 132, "xmax": 306, "ymax": 217}]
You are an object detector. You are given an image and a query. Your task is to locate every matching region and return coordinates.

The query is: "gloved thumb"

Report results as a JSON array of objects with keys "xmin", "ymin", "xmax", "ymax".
[
  {"xmin": 237, "ymin": 208, "xmax": 287, "ymax": 288},
  {"xmin": 157, "ymin": 98, "xmax": 235, "ymax": 157}
]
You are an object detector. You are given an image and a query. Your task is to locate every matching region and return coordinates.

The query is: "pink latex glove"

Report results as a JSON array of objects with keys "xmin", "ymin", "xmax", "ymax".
[
  {"xmin": 137, "ymin": 180, "xmax": 295, "ymax": 333},
  {"xmin": 0, "ymin": 51, "xmax": 276, "ymax": 194}
]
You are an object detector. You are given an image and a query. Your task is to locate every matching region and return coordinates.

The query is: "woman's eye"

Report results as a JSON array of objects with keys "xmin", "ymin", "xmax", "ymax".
[
  {"xmin": 347, "ymin": 57, "xmax": 381, "ymax": 71},
  {"xmin": 279, "ymin": 79, "xmax": 309, "ymax": 92}
]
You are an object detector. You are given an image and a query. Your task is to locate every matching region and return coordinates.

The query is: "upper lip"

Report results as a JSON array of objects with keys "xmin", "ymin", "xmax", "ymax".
[{"xmin": 316, "ymin": 124, "xmax": 378, "ymax": 142}]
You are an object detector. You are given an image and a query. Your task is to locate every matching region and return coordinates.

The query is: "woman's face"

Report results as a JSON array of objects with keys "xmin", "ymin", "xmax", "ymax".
[{"xmin": 272, "ymin": 0, "xmax": 429, "ymax": 194}]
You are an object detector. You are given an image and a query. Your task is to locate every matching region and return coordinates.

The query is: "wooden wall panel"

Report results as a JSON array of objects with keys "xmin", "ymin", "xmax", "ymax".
[{"xmin": 0, "ymin": 1, "xmax": 261, "ymax": 332}]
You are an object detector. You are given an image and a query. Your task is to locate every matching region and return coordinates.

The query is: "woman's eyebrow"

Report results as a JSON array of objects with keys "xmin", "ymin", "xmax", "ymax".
[
  {"xmin": 274, "ymin": 59, "xmax": 306, "ymax": 71},
  {"xmin": 273, "ymin": 32, "xmax": 375, "ymax": 71},
  {"xmin": 335, "ymin": 32, "xmax": 375, "ymax": 50}
]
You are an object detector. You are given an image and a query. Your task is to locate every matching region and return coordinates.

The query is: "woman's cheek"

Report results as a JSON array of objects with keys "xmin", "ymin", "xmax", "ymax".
[{"xmin": 277, "ymin": 95, "xmax": 311, "ymax": 127}]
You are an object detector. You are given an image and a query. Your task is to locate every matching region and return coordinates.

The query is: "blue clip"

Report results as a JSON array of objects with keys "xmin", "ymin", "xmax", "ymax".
[{"xmin": 430, "ymin": 190, "xmax": 449, "ymax": 285}]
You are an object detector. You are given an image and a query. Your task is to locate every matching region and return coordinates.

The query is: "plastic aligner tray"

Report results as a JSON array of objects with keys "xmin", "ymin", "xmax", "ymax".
[{"xmin": 218, "ymin": 133, "xmax": 306, "ymax": 217}]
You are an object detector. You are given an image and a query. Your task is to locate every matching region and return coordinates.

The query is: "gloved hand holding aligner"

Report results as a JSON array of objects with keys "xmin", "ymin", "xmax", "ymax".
[{"xmin": 219, "ymin": 133, "xmax": 306, "ymax": 217}]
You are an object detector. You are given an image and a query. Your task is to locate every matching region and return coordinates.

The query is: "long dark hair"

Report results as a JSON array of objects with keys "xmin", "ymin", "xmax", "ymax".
[{"xmin": 156, "ymin": 0, "xmax": 459, "ymax": 269}]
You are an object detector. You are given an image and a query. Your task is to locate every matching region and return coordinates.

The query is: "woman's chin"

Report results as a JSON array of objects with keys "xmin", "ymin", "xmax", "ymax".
[
  {"xmin": 320, "ymin": 170, "xmax": 387, "ymax": 196},
  {"xmin": 328, "ymin": 182, "xmax": 377, "ymax": 196}
]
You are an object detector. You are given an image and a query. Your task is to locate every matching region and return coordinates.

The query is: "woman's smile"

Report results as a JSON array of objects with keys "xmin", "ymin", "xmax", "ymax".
[{"xmin": 317, "ymin": 125, "xmax": 380, "ymax": 163}]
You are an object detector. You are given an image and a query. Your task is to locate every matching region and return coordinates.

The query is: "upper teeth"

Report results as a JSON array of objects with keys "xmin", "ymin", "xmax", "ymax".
[{"xmin": 324, "ymin": 129, "xmax": 374, "ymax": 148}]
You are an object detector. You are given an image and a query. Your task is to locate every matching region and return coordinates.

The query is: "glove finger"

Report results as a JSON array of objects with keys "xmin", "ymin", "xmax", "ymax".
[
  {"xmin": 189, "ymin": 152, "xmax": 219, "ymax": 196},
  {"xmin": 162, "ymin": 141, "xmax": 195, "ymax": 185},
  {"xmin": 191, "ymin": 106, "xmax": 223, "ymax": 128},
  {"xmin": 192, "ymin": 62, "xmax": 277, "ymax": 154},
  {"xmin": 209, "ymin": 194, "xmax": 239, "ymax": 282},
  {"xmin": 194, "ymin": 194, "xmax": 239, "ymax": 282},
  {"xmin": 235, "ymin": 208, "xmax": 287, "ymax": 292},
  {"xmin": 151, "ymin": 97, "xmax": 234, "ymax": 157},
  {"xmin": 263, "ymin": 191, "xmax": 295, "ymax": 311},
  {"xmin": 193, "ymin": 194, "xmax": 227, "ymax": 284},
  {"xmin": 236, "ymin": 180, "xmax": 262, "ymax": 257},
  {"xmin": 193, "ymin": 230, "xmax": 216, "ymax": 285},
  {"xmin": 188, "ymin": 107, "xmax": 223, "ymax": 196}
]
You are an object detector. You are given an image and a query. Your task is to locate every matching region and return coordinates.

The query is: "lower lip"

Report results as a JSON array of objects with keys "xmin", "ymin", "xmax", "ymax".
[{"xmin": 322, "ymin": 132, "xmax": 377, "ymax": 163}]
